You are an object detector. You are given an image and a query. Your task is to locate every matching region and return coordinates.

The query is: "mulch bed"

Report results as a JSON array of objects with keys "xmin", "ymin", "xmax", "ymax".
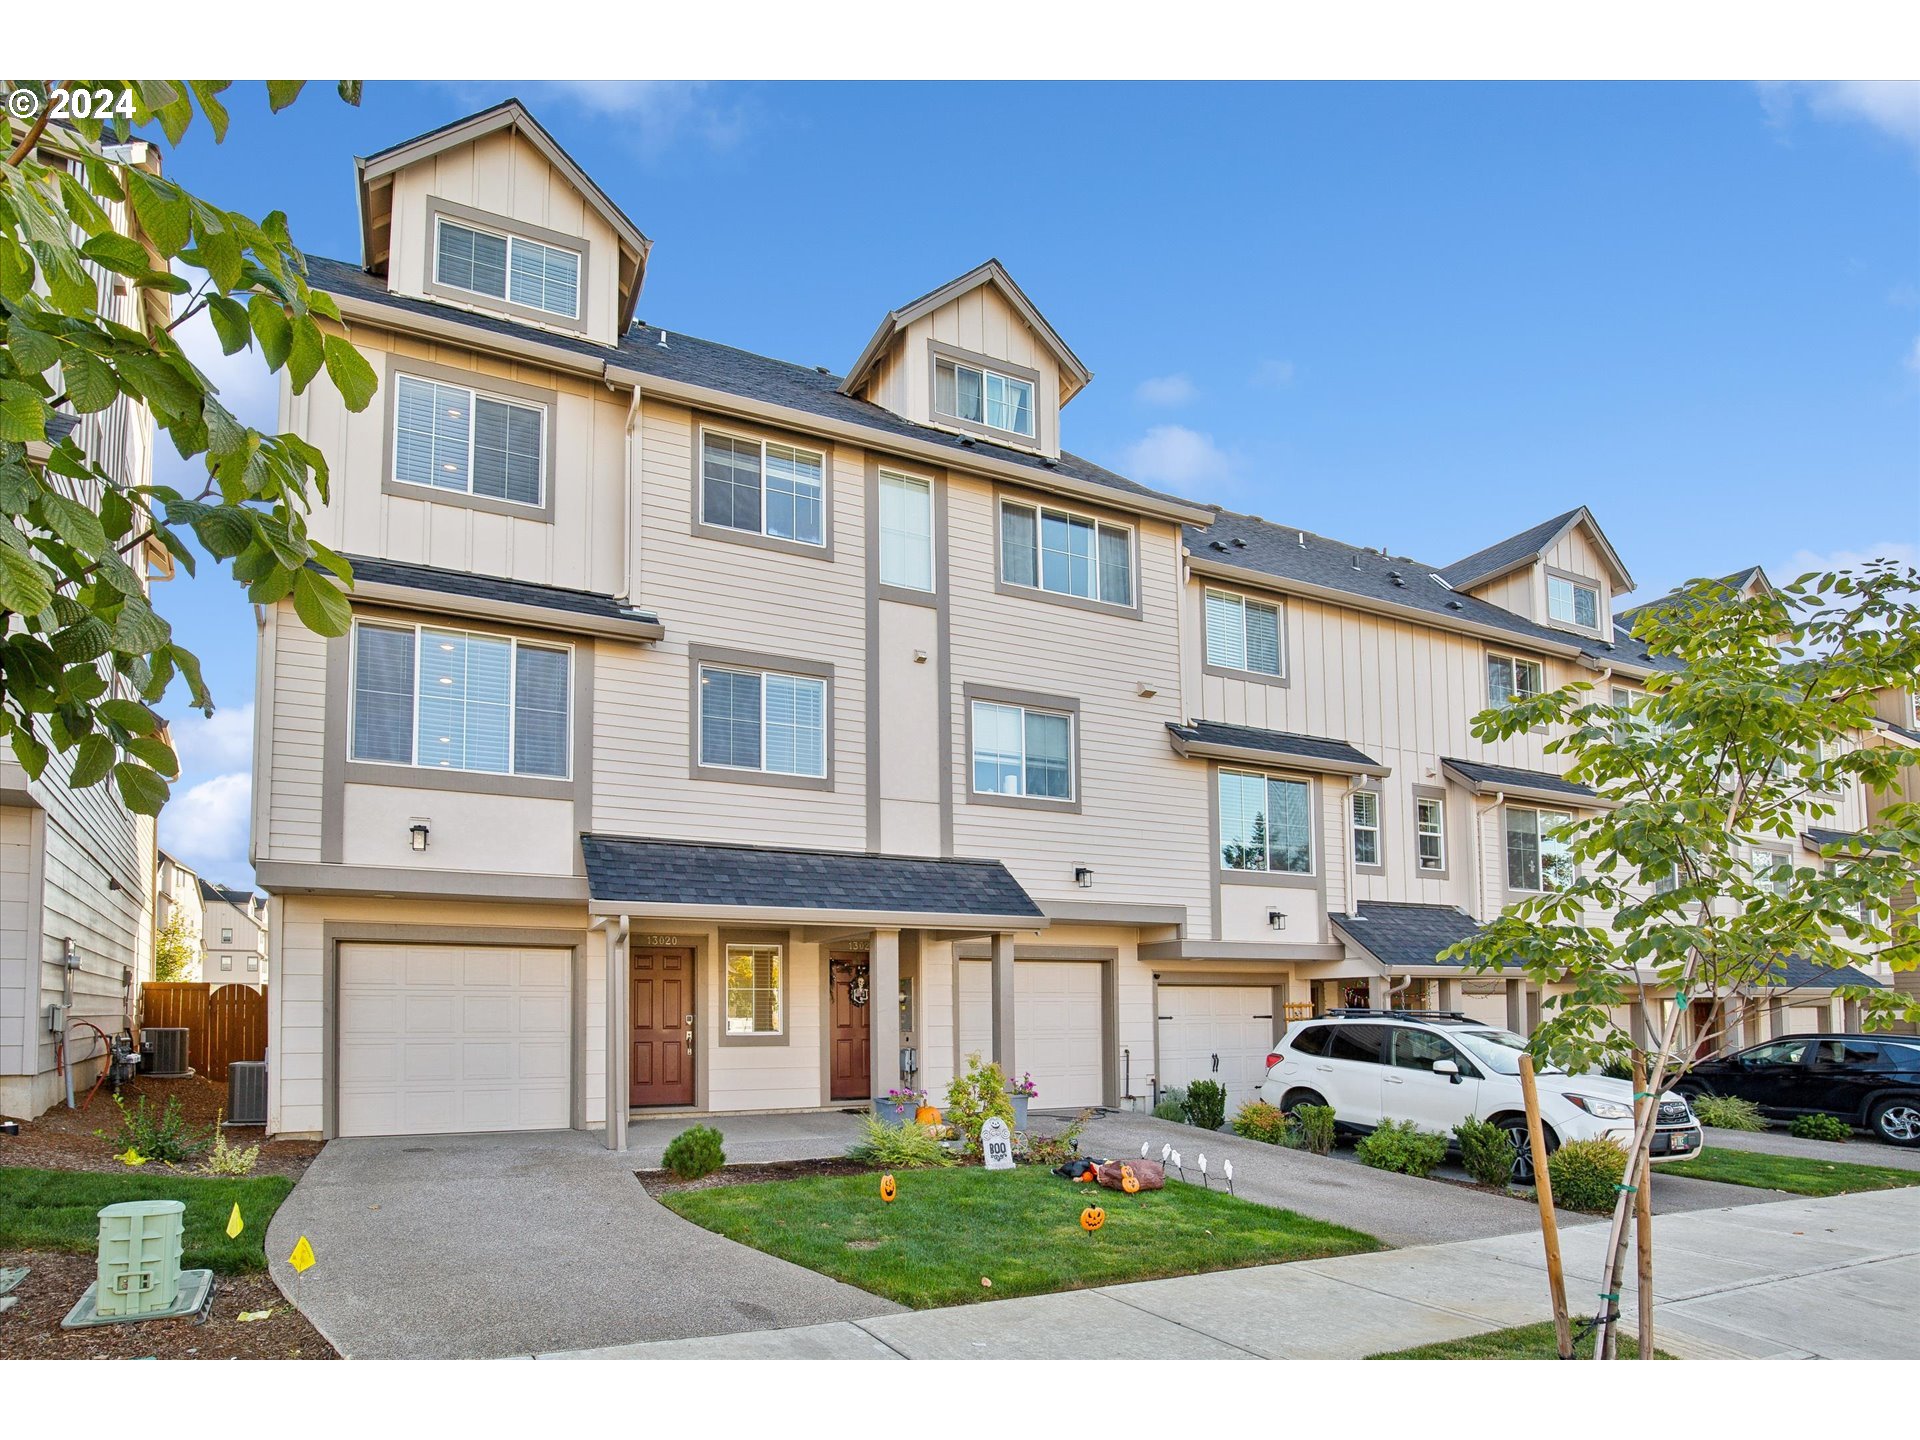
[
  {"xmin": 637, "ymin": 1157, "xmax": 875, "ymax": 1196},
  {"xmin": 0, "ymin": 1249, "xmax": 337, "ymax": 1360},
  {"xmin": 1, "ymin": 1073, "xmax": 320, "ymax": 1180}
]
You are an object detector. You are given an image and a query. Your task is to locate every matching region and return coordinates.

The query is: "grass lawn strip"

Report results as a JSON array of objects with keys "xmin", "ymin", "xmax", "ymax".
[
  {"xmin": 660, "ymin": 1164, "xmax": 1380, "ymax": 1308},
  {"xmin": 0, "ymin": 1166, "xmax": 294, "ymax": 1273},
  {"xmin": 1370, "ymin": 1320, "xmax": 1670, "ymax": 1359},
  {"xmin": 1661, "ymin": 1148, "xmax": 1920, "ymax": 1198}
]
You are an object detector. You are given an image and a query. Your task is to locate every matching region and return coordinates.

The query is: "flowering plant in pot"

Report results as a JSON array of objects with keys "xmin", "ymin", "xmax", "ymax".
[
  {"xmin": 1008, "ymin": 1072, "xmax": 1038, "ymax": 1129},
  {"xmin": 873, "ymin": 1085, "xmax": 926, "ymax": 1125}
]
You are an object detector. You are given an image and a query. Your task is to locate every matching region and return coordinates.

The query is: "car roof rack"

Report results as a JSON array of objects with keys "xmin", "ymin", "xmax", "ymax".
[{"xmin": 1322, "ymin": 1009, "xmax": 1476, "ymax": 1022}]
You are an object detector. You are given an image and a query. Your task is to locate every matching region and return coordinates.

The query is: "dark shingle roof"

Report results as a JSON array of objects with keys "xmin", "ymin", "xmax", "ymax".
[
  {"xmin": 1442, "ymin": 757, "xmax": 1597, "ymax": 800},
  {"xmin": 1436, "ymin": 509, "xmax": 1586, "ymax": 591},
  {"xmin": 1757, "ymin": 955, "xmax": 1882, "ymax": 991},
  {"xmin": 305, "ymin": 255, "xmax": 1202, "ymax": 518},
  {"xmin": 1166, "ymin": 720, "xmax": 1385, "ymax": 774},
  {"xmin": 1617, "ymin": 566, "xmax": 1767, "ymax": 622},
  {"xmin": 341, "ymin": 553, "xmax": 660, "ymax": 629},
  {"xmin": 1330, "ymin": 901, "xmax": 1484, "ymax": 971},
  {"xmin": 580, "ymin": 835, "xmax": 1044, "ymax": 920},
  {"xmin": 196, "ymin": 878, "xmax": 255, "ymax": 907},
  {"xmin": 1802, "ymin": 828, "xmax": 1899, "ymax": 853}
]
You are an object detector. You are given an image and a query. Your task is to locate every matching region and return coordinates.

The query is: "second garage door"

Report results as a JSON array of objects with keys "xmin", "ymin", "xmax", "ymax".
[
  {"xmin": 336, "ymin": 943, "xmax": 571, "ymax": 1138},
  {"xmin": 958, "ymin": 960, "xmax": 1106, "ymax": 1108},
  {"xmin": 1156, "ymin": 985, "xmax": 1275, "ymax": 1109}
]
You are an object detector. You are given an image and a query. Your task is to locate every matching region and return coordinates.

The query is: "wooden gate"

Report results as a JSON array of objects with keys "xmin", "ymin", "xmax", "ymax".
[{"xmin": 139, "ymin": 981, "xmax": 267, "ymax": 1080}]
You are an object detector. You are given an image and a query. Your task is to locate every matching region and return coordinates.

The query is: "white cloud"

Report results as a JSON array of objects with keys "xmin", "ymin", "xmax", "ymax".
[
  {"xmin": 1906, "ymin": 335, "xmax": 1920, "ymax": 373},
  {"xmin": 158, "ymin": 771, "xmax": 251, "ymax": 882},
  {"xmin": 456, "ymin": 82, "xmax": 752, "ymax": 158},
  {"xmin": 1758, "ymin": 81, "xmax": 1920, "ymax": 159},
  {"xmin": 1134, "ymin": 373, "xmax": 1196, "ymax": 407},
  {"xmin": 1121, "ymin": 425, "xmax": 1236, "ymax": 497},
  {"xmin": 1776, "ymin": 541, "xmax": 1919, "ymax": 584},
  {"xmin": 169, "ymin": 703, "xmax": 253, "ymax": 779},
  {"xmin": 1250, "ymin": 358, "xmax": 1296, "ymax": 389}
]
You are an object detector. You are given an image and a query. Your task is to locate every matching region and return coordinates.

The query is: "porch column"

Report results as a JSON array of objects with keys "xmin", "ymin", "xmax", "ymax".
[
  {"xmin": 1843, "ymin": 996, "xmax": 1863, "ymax": 1031},
  {"xmin": 1526, "ymin": 985, "xmax": 1543, "ymax": 1035},
  {"xmin": 1767, "ymin": 995, "xmax": 1786, "ymax": 1039},
  {"xmin": 1742, "ymin": 997, "xmax": 1763, "ymax": 1046},
  {"xmin": 1628, "ymin": 989, "xmax": 1651, "ymax": 1051},
  {"xmin": 1366, "ymin": 974, "xmax": 1388, "ymax": 1009},
  {"xmin": 990, "ymin": 931, "xmax": 1017, "ymax": 1072},
  {"xmin": 1505, "ymin": 977, "xmax": 1526, "ymax": 1033},
  {"xmin": 1435, "ymin": 978, "xmax": 1455, "ymax": 1013},
  {"xmin": 869, "ymin": 929, "xmax": 902, "ymax": 1099},
  {"xmin": 605, "ymin": 918, "xmax": 629, "ymax": 1152}
]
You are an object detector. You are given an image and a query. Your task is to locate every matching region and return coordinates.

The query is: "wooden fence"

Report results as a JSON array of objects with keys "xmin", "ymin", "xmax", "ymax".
[{"xmin": 139, "ymin": 981, "xmax": 268, "ymax": 1080}]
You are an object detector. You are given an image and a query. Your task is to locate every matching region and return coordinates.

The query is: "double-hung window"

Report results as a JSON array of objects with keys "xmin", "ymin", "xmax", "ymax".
[
  {"xmin": 350, "ymin": 621, "xmax": 571, "ymax": 779},
  {"xmin": 394, "ymin": 375, "xmax": 545, "ymax": 508},
  {"xmin": 935, "ymin": 356, "xmax": 1034, "ymax": 438},
  {"xmin": 701, "ymin": 430, "xmax": 826, "ymax": 547},
  {"xmin": 699, "ymin": 665, "xmax": 827, "ymax": 778},
  {"xmin": 1351, "ymin": 791, "xmax": 1381, "ymax": 867},
  {"xmin": 1488, "ymin": 653, "xmax": 1545, "ymax": 708},
  {"xmin": 1416, "ymin": 796, "xmax": 1446, "ymax": 872},
  {"xmin": 1749, "ymin": 848, "xmax": 1791, "ymax": 897},
  {"xmin": 724, "ymin": 944, "xmax": 783, "ymax": 1036},
  {"xmin": 878, "ymin": 471, "xmax": 934, "ymax": 591},
  {"xmin": 1548, "ymin": 574, "xmax": 1601, "ymax": 629},
  {"xmin": 434, "ymin": 217, "xmax": 580, "ymax": 319},
  {"xmin": 970, "ymin": 701, "xmax": 1073, "ymax": 801},
  {"xmin": 1505, "ymin": 806, "xmax": 1572, "ymax": 892},
  {"xmin": 1204, "ymin": 590, "xmax": 1283, "ymax": 676},
  {"xmin": 1219, "ymin": 771, "xmax": 1314, "ymax": 874},
  {"xmin": 999, "ymin": 500, "xmax": 1133, "ymax": 607}
]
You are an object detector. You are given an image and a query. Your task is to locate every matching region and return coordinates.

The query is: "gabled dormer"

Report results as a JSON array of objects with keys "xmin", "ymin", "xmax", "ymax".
[
  {"xmin": 354, "ymin": 99, "xmax": 651, "ymax": 347},
  {"xmin": 1437, "ymin": 506, "xmax": 1634, "ymax": 639},
  {"xmin": 839, "ymin": 259, "xmax": 1091, "ymax": 459}
]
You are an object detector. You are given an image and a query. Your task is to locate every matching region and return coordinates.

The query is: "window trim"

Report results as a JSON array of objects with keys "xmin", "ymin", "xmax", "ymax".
[
  {"xmin": 1350, "ymin": 785, "xmax": 1384, "ymax": 873},
  {"xmin": 1215, "ymin": 766, "xmax": 1319, "ymax": 887},
  {"xmin": 715, "ymin": 929, "xmax": 791, "ymax": 1048},
  {"xmin": 993, "ymin": 491, "xmax": 1142, "ymax": 620},
  {"xmin": 379, "ymin": 355, "xmax": 559, "ymax": 522},
  {"xmin": 1544, "ymin": 566, "xmax": 1604, "ymax": 635},
  {"xmin": 687, "ymin": 645, "xmax": 835, "ymax": 792},
  {"xmin": 1412, "ymin": 785, "xmax": 1450, "ymax": 879},
  {"xmin": 963, "ymin": 683, "xmax": 1082, "ymax": 814},
  {"xmin": 689, "ymin": 416, "xmax": 835, "ymax": 560},
  {"xmin": 876, "ymin": 467, "xmax": 937, "ymax": 598},
  {"xmin": 389, "ymin": 372, "xmax": 549, "ymax": 512},
  {"xmin": 1504, "ymin": 803, "xmax": 1574, "ymax": 896},
  {"xmin": 927, "ymin": 339, "xmax": 1044, "ymax": 449},
  {"xmin": 1202, "ymin": 587, "xmax": 1289, "ymax": 686},
  {"xmin": 422, "ymin": 197, "xmax": 591, "ymax": 335}
]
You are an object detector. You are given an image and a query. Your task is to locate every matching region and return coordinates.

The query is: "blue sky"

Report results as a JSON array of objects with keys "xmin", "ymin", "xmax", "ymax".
[{"xmin": 147, "ymin": 80, "xmax": 1920, "ymax": 886}]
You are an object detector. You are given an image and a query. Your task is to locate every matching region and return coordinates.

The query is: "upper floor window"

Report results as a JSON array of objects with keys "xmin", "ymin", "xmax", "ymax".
[
  {"xmin": 1488, "ymin": 653, "xmax": 1544, "ymax": 708},
  {"xmin": 1749, "ymin": 847, "xmax": 1791, "ymax": 897},
  {"xmin": 699, "ymin": 664, "xmax": 827, "ymax": 778},
  {"xmin": 971, "ymin": 700, "xmax": 1073, "ymax": 801},
  {"xmin": 936, "ymin": 357, "xmax": 1034, "ymax": 438},
  {"xmin": 878, "ymin": 471, "xmax": 933, "ymax": 591},
  {"xmin": 1205, "ymin": 590, "xmax": 1283, "ymax": 676},
  {"xmin": 1219, "ymin": 771, "xmax": 1313, "ymax": 875},
  {"xmin": 1415, "ymin": 795, "xmax": 1446, "ymax": 872},
  {"xmin": 394, "ymin": 374, "xmax": 545, "ymax": 508},
  {"xmin": 1000, "ymin": 501, "xmax": 1133, "ymax": 608},
  {"xmin": 351, "ymin": 621, "xmax": 571, "ymax": 780},
  {"xmin": 1351, "ymin": 790, "xmax": 1380, "ymax": 867},
  {"xmin": 1548, "ymin": 574, "xmax": 1600, "ymax": 629},
  {"xmin": 1505, "ymin": 806, "xmax": 1572, "ymax": 892},
  {"xmin": 701, "ymin": 430, "xmax": 826, "ymax": 547},
  {"xmin": 434, "ymin": 217, "xmax": 580, "ymax": 320},
  {"xmin": 221, "ymin": 927, "xmax": 233, "ymax": 944}
]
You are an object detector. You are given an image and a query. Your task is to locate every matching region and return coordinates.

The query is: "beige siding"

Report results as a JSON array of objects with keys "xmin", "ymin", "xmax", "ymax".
[
  {"xmin": 1543, "ymin": 524, "xmax": 1614, "ymax": 628},
  {"xmin": 1470, "ymin": 566, "xmax": 1537, "ymax": 621},
  {"xmin": 891, "ymin": 285, "xmax": 1064, "ymax": 457},
  {"xmin": 264, "ymin": 603, "xmax": 326, "ymax": 863}
]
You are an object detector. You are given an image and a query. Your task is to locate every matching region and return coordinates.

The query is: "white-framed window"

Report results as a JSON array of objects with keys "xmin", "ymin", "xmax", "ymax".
[
  {"xmin": 700, "ymin": 429, "xmax": 826, "ymax": 547},
  {"xmin": 999, "ymin": 500, "xmax": 1133, "ymax": 607},
  {"xmin": 246, "ymin": 955, "xmax": 259, "ymax": 971},
  {"xmin": 1219, "ymin": 771, "xmax": 1314, "ymax": 875},
  {"xmin": 1416, "ymin": 796, "xmax": 1446, "ymax": 872},
  {"xmin": 220, "ymin": 955, "xmax": 232, "ymax": 971},
  {"xmin": 698, "ymin": 665, "xmax": 827, "ymax": 778},
  {"xmin": 1488, "ymin": 653, "xmax": 1545, "ymax": 708},
  {"xmin": 221, "ymin": 927, "xmax": 233, "ymax": 944},
  {"xmin": 393, "ymin": 374, "xmax": 546, "ymax": 508},
  {"xmin": 970, "ymin": 700, "xmax": 1073, "ymax": 801},
  {"xmin": 1351, "ymin": 791, "xmax": 1380, "ymax": 867},
  {"xmin": 1654, "ymin": 862, "xmax": 1679, "ymax": 894},
  {"xmin": 1204, "ymin": 589, "xmax": 1283, "ymax": 676},
  {"xmin": 433, "ymin": 216, "xmax": 580, "ymax": 319},
  {"xmin": 878, "ymin": 470, "xmax": 934, "ymax": 591},
  {"xmin": 935, "ymin": 356, "xmax": 1035, "ymax": 437},
  {"xmin": 1505, "ymin": 806, "xmax": 1573, "ymax": 892},
  {"xmin": 349, "ymin": 621, "xmax": 571, "ymax": 779},
  {"xmin": 1548, "ymin": 574, "xmax": 1601, "ymax": 629},
  {"xmin": 1749, "ymin": 847, "xmax": 1791, "ymax": 897},
  {"xmin": 724, "ymin": 944, "xmax": 783, "ymax": 1036}
]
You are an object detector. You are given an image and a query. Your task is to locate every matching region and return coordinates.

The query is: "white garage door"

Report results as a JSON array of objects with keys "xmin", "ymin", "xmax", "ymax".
[
  {"xmin": 958, "ymin": 960, "xmax": 1105, "ymax": 1109},
  {"xmin": 337, "ymin": 944, "xmax": 571, "ymax": 1137},
  {"xmin": 1157, "ymin": 986, "xmax": 1275, "ymax": 1109}
]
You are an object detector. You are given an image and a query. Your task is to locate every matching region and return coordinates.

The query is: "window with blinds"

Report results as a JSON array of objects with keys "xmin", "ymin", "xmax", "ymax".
[
  {"xmin": 393, "ymin": 374, "xmax": 544, "ymax": 508},
  {"xmin": 435, "ymin": 218, "xmax": 581, "ymax": 320},
  {"xmin": 698, "ymin": 665, "xmax": 827, "ymax": 777},
  {"xmin": 700, "ymin": 430, "xmax": 826, "ymax": 546},
  {"xmin": 1204, "ymin": 590, "xmax": 1283, "ymax": 676},
  {"xmin": 879, "ymin": 471, "xmax": 934, "ymax": 590},
  {"xmin": 998, "ymin": 500, "xmax": 1132, "ymax": 607}
]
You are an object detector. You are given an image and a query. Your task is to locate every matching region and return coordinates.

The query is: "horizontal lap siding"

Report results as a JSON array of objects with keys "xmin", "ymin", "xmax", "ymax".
[{"xmin": 266, "ymin": 604, "xmax": 327, "ymax": 862}]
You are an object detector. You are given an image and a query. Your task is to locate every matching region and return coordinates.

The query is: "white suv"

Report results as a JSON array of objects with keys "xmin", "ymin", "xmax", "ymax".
[{"xmin": 1261, "ymin": 1010, "xmax": 1703, "ymax": 1182}]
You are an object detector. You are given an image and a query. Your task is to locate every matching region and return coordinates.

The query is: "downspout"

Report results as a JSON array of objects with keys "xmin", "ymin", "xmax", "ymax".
[{"xmin": 619, "ymin": 385, "xmax": 643, "ymax": 605}]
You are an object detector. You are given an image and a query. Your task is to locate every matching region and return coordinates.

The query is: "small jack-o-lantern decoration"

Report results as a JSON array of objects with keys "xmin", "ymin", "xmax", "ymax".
[
  {"xmin": 915, "ymin": 1105, "xmax": 941, "ymax": 1127},
  {"xmin": 1119, "ymin": 1164, "xmax": 1141, "ymax": 1195},
  {"xmin": 880, "ymin": 1173, "xmax": 897, "ymax": 1203},
  {"xmin": 1080, "ymin": 1204, "xmax": 1106, "ymax": 1233}
]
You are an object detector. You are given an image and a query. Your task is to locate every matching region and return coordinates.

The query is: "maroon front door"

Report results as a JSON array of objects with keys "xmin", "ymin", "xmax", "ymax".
[
  {"xmin": 829, "ymin": 954, "xmax": 872, "ymax": 1101},
  {"xmin": 631, "ymin": 947, "xmax": 695, "ymax": 1107}
]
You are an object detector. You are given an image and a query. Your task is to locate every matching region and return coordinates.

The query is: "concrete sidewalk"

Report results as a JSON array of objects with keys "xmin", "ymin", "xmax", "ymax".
[{"xmin": 543, "ymin": 1186, "xmax": 1920, "ymax": 1360}]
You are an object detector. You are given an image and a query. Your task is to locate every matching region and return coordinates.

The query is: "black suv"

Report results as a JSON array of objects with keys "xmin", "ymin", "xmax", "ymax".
[{"xmin": 1673, "ymin": 1034, "xmax": 1920, "ymax": 1146}]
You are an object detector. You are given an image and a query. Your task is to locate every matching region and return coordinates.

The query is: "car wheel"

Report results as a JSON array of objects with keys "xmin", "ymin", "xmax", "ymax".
[
  {"xmin": 1498, "ymin": 1116, "xmax": 1558, "ymax": 1185},
  {"xmin": 1869, "ymin": 1099, "xmax": 1920, "ymax": 1147},
  {"xmin": 1282, "ymin": 1088, "xmax": 1329, "ymax": 1113}
]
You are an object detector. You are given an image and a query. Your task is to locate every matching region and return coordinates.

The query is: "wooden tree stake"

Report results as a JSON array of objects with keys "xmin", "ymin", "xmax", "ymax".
[
  {"xmin": 1632, "ymin": 1053, "xmax": 1655, "ymax": 1359},
  {"xmin": 1519, "ymin": 1053, "xmax": 1571, "ymax": 1359}
]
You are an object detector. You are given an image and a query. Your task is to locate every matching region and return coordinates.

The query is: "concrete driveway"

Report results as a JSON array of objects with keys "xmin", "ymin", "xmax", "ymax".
[{"xmin": 265, "ymin": 1128, "xmax": 897, "ymax": 1359}]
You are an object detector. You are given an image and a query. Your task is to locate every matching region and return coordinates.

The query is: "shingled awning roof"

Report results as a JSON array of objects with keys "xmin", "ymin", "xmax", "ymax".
[
  {"xmin": 1330, "ymin": 902, "xmax": 1484, "ymax": 971},
  {"xmin": 581, "ymin": 835, "xmax": 1047, "ymax": 928},
  {"xmin": 341, "ymin": 554, "xmax": 663, "ymax": 641},
  {"xmin": 1167, "ymin": 720, "xmax": 1389, "ymax": 777},
  {"xmin": 1441, "ymin": 757, "xmax": 1601, "ymax": 806},
  {"xmin": 1752, "ymin": 955, "xmax": 1882, "ymax": 991}
]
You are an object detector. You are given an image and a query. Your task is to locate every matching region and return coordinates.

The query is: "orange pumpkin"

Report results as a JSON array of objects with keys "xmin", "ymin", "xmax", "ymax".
[
  {"xmin": 1119, "ymin": 1164, "xmax": 1141, "ymax": 1195},
  {"xmin": 880, "ymin": 1173, "xmax": 897, "ymax": 1203},
  {"xmin": 915, "ymin": 1105, "xmax": 942, "ymax": 1126},
  {"xmin": 1080, "ymin": 1204, "xmax": 1106, "ymax": 1233}
]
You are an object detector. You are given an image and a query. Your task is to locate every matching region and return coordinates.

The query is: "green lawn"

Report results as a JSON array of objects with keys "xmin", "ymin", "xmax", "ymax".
[
  {"xmin": 661, "ymin": 1165, "xmax": 1380, "ymax": 1308},
  {"xmin": 1662, "ymin": 1148, "xmax": 1920, "ymax": 1198},
  {"xmin": 0, "ymin": 1167, "xmax": 295, "ymax": 1274},
  {"xmin": 1371, "ymin": 1321, "xmax": 1670, "ymax": 1360}
]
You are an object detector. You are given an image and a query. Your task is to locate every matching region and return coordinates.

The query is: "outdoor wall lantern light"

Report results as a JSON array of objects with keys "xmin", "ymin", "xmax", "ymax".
[
  {"xmin": 409, "ymin": 822, "xmax": 430, "ymax": 852},
  {"xmin": 1268, "ymin": 909, "xmax": 1287, "ymax": 930},
  {"xmin": 1074, "ymin": 865, "xmax": 1095, "ymax": 888}
]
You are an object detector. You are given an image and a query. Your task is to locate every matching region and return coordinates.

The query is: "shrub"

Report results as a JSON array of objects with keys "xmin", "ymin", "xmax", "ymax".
[
  {"xmin": 200, "ymin": 1112, "xmax": 260, "ymax": 1176},
  {"xmin": 1355, "ymin": 1119, "xmax": 1448, "ymax": 1177},
  {"xmin": 1293, "ymin": 1103, "xmax": 1337, "ymax": 1156},
  {"xmin": 1547, "ymin": 1137, "xmax": 1628, "ymax": 1213},
  {"xmin": 1184, "ymin": 1079, "xmax": 1228, "ymax": 1132},
  {"xmin": 1455, "ymin": 1115, "xmax": 1514, "ymax": 1188},
  {"xmin": 106, "ymin": 1093, "xmax": 207, "ymax": 1164},
  {"xmin": 1153, "ymin": 1083, "xmax": 1188, "ymax": 1123},
  {"xmin": 1232, "ymin": 1100, "xmax": 1295, "ymax": 1145},
  {"xmin": 662, "ymin": 1124, "xmax": 726, "ymax": 1180},
  {"xmin": 1691, "ymin": 1093, "xmax": 1767, "ymax": 1131},
  {"xmin": 1023, "ymin": 1109, "xmax": 1093, "ymax": 1167},
  {"xmin": 846, "ymin": 1114, "xmax": 957, "ymax": 1169},
  {"xmin": 944, "ymin": 1053, "xmax": 1015, "ymax": 1152},
  {"xmin": 1788, "ymin": 1112, "xmax": 1851, "ymax": 1142}
]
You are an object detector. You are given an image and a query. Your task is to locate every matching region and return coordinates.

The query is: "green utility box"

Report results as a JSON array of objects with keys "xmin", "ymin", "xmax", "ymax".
[{"xmin": 94, "ymin": 1199, "xmax": 184, "ymax": 1316}]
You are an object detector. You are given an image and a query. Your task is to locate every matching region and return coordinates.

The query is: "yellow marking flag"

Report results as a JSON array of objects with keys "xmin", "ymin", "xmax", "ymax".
[
  {"xmin": 226, "ymin": 1203, "xmax": 244, "ymax": 1238},
  {"xmin": 288, "ymin": 1235, "xmax": 316, "ymax": 1274}
]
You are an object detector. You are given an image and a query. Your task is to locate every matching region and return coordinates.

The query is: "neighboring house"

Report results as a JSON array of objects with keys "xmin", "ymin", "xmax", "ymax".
[
  {"xmin": 251, "ymin": 101, "xmax": 1904, "ymax": 1144},
  {"xmin": 197, "ymin": 879, "xmax": 268, "ymax": 983},
  {"xmin": 154, "ymin": 849, "xmax": 204, "ymax": 978},
  {"xmin": 1, "ymin": 132, "xmax": 167, "ymax": 1120}
]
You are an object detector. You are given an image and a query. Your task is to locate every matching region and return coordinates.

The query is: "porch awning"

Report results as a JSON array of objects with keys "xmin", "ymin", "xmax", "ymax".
[
  {"xmin": 1751, "ymin": 955, "xmax": 1882, "ymax": 992},
  {"xmin": 1440, "ymin": 757, "xmax": 1601, "ymax": 807},
  {"xmin": 1167, "ymin": 720, "xmax": 1389, "ymax": 777},
  {"xmin": 1330, "ymin": 901, "xmax": 1484, "ymax": 972},
  {"xmin": 581, "ymin": 834, "xmax": 1047, "ymax": 928},
  {"xmin": 337, "ymin": 554, "xmax": 665, "ymax": 641}
]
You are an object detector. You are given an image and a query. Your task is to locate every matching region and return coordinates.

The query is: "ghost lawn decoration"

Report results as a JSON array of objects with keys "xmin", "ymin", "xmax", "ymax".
[
  {"xmin": 1198, "ymin": 1153, "xmax": 1209, "ymax": 1188},
  {"xmin": 1223, "ymin": 1157, "xmax": 1234, "ymax": 1195}
]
